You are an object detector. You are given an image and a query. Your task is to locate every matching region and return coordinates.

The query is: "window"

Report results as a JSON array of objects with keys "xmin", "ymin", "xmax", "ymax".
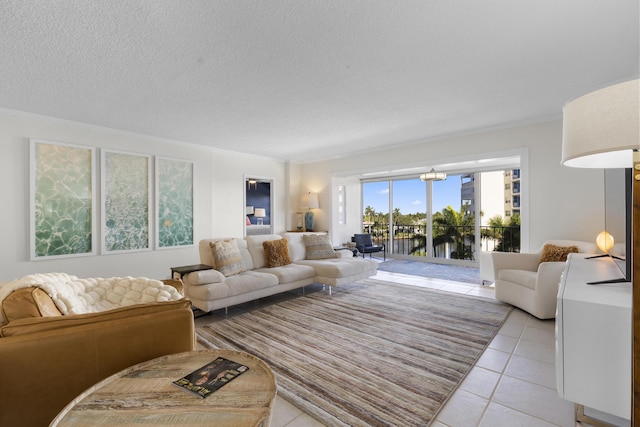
[{"xmin": 362, "ymin": 162, "xmax": 523, "ymax": 262}]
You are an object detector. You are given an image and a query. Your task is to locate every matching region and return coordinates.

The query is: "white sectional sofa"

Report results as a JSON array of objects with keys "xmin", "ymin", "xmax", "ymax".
[{"xmin": 182, "ymin": 232, "xmax": 378, "ymax": 313}]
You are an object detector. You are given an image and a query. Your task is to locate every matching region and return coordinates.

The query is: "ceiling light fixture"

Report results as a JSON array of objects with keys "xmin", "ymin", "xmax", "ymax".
[{"xmin": 420, "ymin": 168, "xmax": 447, "ymax": 181}]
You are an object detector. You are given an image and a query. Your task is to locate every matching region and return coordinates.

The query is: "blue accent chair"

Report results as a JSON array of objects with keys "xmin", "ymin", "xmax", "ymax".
[{"xmin": 352, "ymin": 233, "xmax": 385, "ymax": 260}]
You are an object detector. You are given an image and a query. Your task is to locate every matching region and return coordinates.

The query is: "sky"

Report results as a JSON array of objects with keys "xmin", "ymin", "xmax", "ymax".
[{"xmin": 363, "ymin": 176, "xmax": 463, "ymax": 215}]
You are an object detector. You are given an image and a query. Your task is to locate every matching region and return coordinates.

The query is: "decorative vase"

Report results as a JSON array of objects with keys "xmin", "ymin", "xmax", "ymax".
[
  {"xmin": 296, "ymin": 212, "xmax": 303, "ymax": 230},
  {"xmin": 304, "ymin": 210, "xmax": 315, "ymax": 232}
]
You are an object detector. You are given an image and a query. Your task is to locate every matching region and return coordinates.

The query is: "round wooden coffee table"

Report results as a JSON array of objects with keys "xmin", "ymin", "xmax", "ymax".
[{"xmin": 50, "ymin": 349, "xmax": 277, "ymax": 427}]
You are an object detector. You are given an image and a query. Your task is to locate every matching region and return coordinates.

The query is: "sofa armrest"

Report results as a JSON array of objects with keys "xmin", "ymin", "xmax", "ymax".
[
  {"xmin": 536, "ymin": 261, "xmax": 567, "ymax": 293},
  {"xmin": 335, "ymin": 248, "xmax": 354, "ymax": 258},
  {"xmin": 184, "ymin": 269, "xmax": 225, "ymax": 285}
]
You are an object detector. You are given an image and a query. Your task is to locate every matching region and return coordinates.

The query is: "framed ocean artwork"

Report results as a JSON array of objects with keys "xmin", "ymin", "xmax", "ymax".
[
  {"xmin": 155, "ymin": 157, "xmax": 194, "ymax": 249},
  {"xmin": 101, "ymin": 149, "xmax": 152, "ymax": 253},
  {"xmin": 30, "ymin": 139, "xmax": 96, "ymax": 259}
]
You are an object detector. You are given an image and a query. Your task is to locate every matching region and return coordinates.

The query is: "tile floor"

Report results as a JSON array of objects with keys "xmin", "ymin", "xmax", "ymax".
[{"xmin": 195, "ymin": 269, "xmax": 630, "ymax": 427}]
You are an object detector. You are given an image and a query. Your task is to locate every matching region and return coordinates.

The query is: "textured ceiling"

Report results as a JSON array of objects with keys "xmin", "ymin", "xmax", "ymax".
[{"xmin": 0, "ymin": 1, "xmax": 638, "ymax": 162}]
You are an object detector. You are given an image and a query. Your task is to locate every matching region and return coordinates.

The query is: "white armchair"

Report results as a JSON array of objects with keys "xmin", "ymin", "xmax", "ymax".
[{"xmin": 491, "ymin": 240, "xmax": 598, "ymax": 319}]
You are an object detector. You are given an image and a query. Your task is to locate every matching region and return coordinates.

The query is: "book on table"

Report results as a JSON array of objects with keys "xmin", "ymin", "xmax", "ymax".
[{"xmin": 172, "ymin": 357, "xmax": 249, "ymax": 398}]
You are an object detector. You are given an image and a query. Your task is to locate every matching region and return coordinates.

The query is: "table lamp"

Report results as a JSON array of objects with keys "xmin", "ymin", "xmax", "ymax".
[
  {"xmin": 254, "ymin": 208, "xmax": 266, "ymax": 226},
  {"xmin": 300, "ymin": 192, "xmax": 319, "ymax": 231}
]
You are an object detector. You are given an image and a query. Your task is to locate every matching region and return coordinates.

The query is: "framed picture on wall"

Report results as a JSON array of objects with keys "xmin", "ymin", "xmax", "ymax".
[
  {"xmin": 30, "ymin": 139, "xmax": 96, "ymax": 260},
  {"xmin": 101, "ymin": 149, "xmax": 152, "ymax": 253},
  {"xmin": 155, "ymin": 157, "xmax": 194, "ymax": 249}
]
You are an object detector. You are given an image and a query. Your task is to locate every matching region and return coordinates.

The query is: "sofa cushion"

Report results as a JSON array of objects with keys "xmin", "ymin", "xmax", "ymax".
[
  {"xmin": 223, "ymin": 271, "xmax": 279, "ymax": 296},
  {"xmin": 246, "ymin": 234, "xmax": 282, "ymax": 268},
  {"xmin": 2, "ymin": 287, "xmax": 63, "ymax": 323},
  {"xmin": 498, "ymin": 269, "xmax": 538, "ymax": 290},
  {"xmin": 210, "ymin": 239, "xmax": 246, "ymax": 276},
  {"xmin": 161, "ymin": 279, "xmax": 184, "ymax": 295},
  {"xmin": 184, "ymin": 281, "xmax": 230, "ymax": 302},
  {"xmin": 303, "ymin": 234, "xmax": 337, "ymax": 260},
  {"xmin": 295, "ymin": 258, "xmax": 366, "ymax": 278},
  {"xmin": 539, "ymin": 243, "xmax": 578, "ymax": 264},
  {"xmin": 263, "ymin": 238, "xmax": 292, "ymax": 267},
  {"xmin": 0, "ymin": 299, "xmax": 191, "ymax": 337},
  {"xmin": 255, "ymin": 263, "xmax": 316, "ymax": 284},
  {"xmin": 280, "ymin": 232, "xmax": 307, "ymax": 261}
]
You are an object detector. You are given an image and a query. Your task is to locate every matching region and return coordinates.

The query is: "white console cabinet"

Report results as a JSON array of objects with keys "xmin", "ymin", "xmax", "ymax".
[{"xmin": 556, "ymin": 253, "xmax": 631, "ymax": 421}]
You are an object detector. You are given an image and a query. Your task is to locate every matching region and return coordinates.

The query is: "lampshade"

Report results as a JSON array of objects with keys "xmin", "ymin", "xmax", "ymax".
[
  {"xmin": 300, "ymin": 192, "xmax": 319, "ymax": 209},
  {"xmin": 420, "ymin": 168, "xmax": 447, "ymax": 181},
  {"xmin": 561, "ymin": 79, "xmax": 640, "ymax": 168},
  {"xmin": 253, "ymin": 208, "xmax": 266, "ymax": 218}
]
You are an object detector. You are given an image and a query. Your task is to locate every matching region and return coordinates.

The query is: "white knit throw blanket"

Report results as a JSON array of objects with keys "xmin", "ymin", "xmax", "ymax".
[{"xmin": 0, "ymin": 272, "xmax": 182, "ymax": 323}]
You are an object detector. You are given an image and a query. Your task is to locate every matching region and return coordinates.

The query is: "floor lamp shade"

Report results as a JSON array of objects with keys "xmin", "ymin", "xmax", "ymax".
[{"xmin": 561, "ymin": 79, "xmax": 639, "ymax": 168}]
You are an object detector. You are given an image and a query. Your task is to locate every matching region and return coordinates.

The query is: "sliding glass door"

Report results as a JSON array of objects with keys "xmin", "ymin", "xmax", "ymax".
[{"xmin": 362, "ymin": 167, "xmax": 521, "ymax": 265}]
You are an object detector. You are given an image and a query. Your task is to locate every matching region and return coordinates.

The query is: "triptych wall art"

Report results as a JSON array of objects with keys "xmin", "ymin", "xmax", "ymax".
[{"xmin": 30, "ymin": 139, "xmax": 194, "ymax": 260}]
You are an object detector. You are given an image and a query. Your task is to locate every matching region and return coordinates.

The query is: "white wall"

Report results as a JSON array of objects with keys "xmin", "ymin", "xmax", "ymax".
[
  {"xmin": 210, "ymin": 150, "xmax": 287, "ymax": 238},
  {"xmin": 0, "ymin": 110, "xmax": 611, "ymax": 283},
  {"xmin": 0, "ymin": 110, "xmax": 288, "ymax": 281},
  {"xmin": 302, "ymin": 120, "xmax": 606, "ymax": 252}
]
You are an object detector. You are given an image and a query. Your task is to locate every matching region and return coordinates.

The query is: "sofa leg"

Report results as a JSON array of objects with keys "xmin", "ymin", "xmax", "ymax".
[{"xmin": 321, "ymin": 284, "xmax": 333, "ymax": 295}]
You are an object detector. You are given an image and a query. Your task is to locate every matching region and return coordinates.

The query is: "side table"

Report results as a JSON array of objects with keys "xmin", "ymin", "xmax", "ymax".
[
  {"xmin": 171, "ymin": 264, "xmax": 213, "ymax": 280},
  {"xmin": 50, "ymin": 349, "xmax": 277, "ymax": 427}
]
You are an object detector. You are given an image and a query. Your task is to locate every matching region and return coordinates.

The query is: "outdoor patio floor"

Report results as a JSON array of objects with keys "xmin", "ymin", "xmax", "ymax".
[{"xmin": 373, "ymin": 256, "xmax": 482, "ymax": 285}]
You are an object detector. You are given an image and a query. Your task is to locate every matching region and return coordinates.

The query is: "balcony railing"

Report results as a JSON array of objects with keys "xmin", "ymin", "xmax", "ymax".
[{"xmin": 364, "ymin": 223, "xmax": 520, "ymax": 261}]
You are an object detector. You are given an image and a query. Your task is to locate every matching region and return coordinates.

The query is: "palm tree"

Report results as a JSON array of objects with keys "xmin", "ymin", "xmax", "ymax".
[
  {"xmin": 363, "ymin": 205, "xmax": 375, "ymax": 223},
  {"xmin": 483, "ymin": 215, "xmax": 505, "ymax": 240},
  {"xmin": 392, "ymin": 207, "xmax": 401, "ymax": 223},
  {"xmin": 484, "ymin": 214, "xmax": 520, "ymax": 252},
  {"xmin": 502, "ymin": 213, "xmax": 521, "ymax": 252},
  {"xmin": 432, "ymin": 204, "xmax": 475, "ymax": 260}
]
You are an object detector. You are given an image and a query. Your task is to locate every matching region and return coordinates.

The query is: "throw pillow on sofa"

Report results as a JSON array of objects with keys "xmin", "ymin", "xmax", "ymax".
[
  {"xmin": 539, "ymin": 243, "xmax": 579, "ymax": 264},
  {"xmin": 1, "ymin": 287, "xmax": 62, "ymax": 323},
  {"xmin": 303, "ymin": 234, "xmax": 337, "ymax": 260},
  {"xmin": 210, "ymin": 239, "xmax": 246, "ymax": 276},
  {"xmin": 263, "ymin": 238, "xmax": 292, "ymax": 267}
]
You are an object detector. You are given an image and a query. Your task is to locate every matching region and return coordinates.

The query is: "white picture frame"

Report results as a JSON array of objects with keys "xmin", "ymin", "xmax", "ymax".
[
  {"xmin": 101, "ymin": 149, "xmax": 152, "ymax": 254},
  {"xmin": 155, "ymin": 156, "xmax": 194, "ymax": 249},
  {"xmin": 30, "ymin": 139, "xmax": 96, "ymax": 260}
]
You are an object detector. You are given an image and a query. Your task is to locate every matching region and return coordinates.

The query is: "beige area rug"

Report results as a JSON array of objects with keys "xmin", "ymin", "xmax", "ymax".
[{"xmin": 197, "ymin": 279, "xmax": 512, "ymax": 426}]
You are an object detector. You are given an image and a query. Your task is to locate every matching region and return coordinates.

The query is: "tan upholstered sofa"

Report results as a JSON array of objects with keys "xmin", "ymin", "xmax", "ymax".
[
  {"xmin": 182, "ymin": 232, "xmax": 378, "ymax": 313},
  {"xmin": 0, "ymin": 279, "xmax": 195, "ymax": 427}
]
